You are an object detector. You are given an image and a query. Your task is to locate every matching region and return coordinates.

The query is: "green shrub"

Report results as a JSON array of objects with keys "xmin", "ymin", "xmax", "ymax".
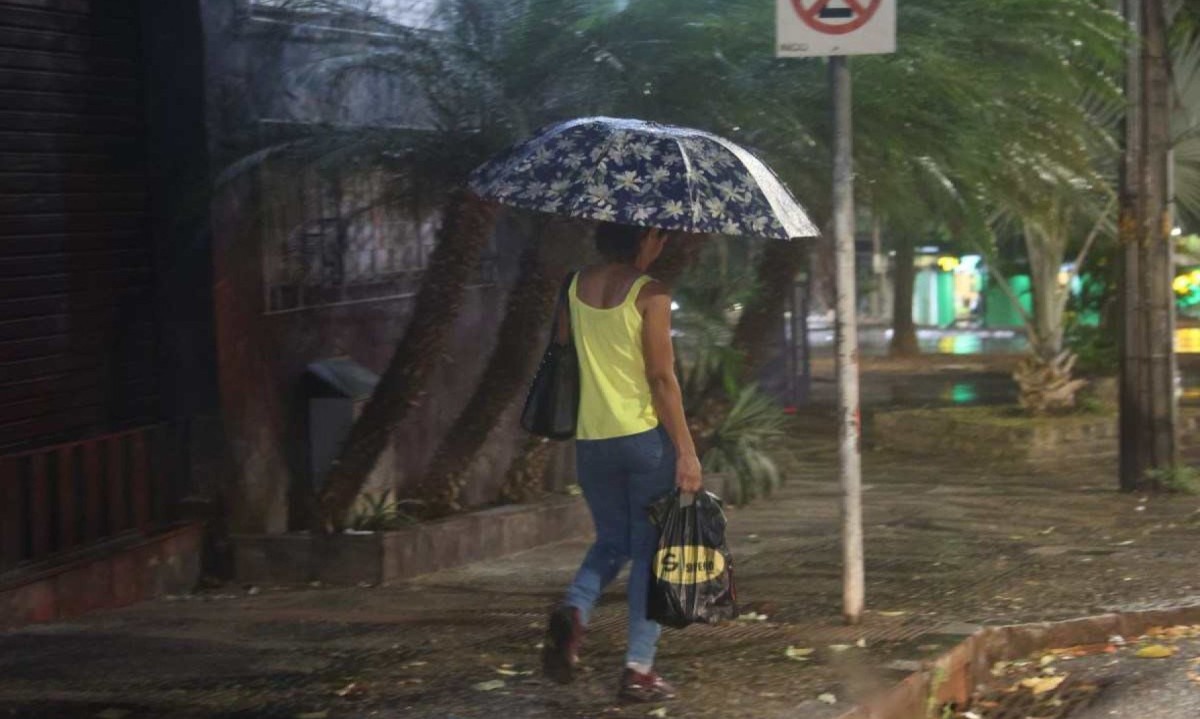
[
  {"xmin": 350, "ymin": 490, "xmax": 421, "ymax": 531},
  {"xmin": 1064, "ymin": 320, "xmax": 1118, "ymax": 377},
  {"xmin": 702, "ymin": 385, "xmax": 788, "ymax": 504}
]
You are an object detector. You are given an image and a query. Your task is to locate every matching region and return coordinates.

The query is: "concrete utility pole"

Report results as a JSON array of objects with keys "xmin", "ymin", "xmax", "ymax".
[
  {"xmin": 1119, "ymin": 0, "xmax": 1179, "ymax": 490},
  {"xmin": 831, "ymin": 55, "xmax": 865, "ymax": 624}
]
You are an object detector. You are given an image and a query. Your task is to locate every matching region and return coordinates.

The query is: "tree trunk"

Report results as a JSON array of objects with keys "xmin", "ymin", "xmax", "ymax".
[
  {"xmin": 1119, "ymin": 0, "xmax": 1179, "ymax": 490},
  {"xmin": 499, "ymin": 435, "xmax": 555, "ymax": 504},
  {"xmin": 650, "ymin": 232, "xmax": 707, "ymax": 288},
  {"xmin": 1023, "ymin": 224, "xmax": 1068, "ymax": 359},
  {"xmin": 869, "ymin": 214, "xmax": 885, "ymax": 319},
  {"xmin": 412, "ymin": 226, "xmax": 559, "ymax": 517},
  {"xmin": 889, "ymin": 236, "xmax": 919, "ymax": 356},
  {"xmin": 314, "ymin": 191, "xmax": 498, "ymax": 530},
  {"xmin": 729, "ymin": 239, "xmax": 807, "ymax": 381}
]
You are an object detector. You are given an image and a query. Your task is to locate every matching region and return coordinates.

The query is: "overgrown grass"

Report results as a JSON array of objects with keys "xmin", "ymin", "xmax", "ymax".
[{"xmin": 1144, "ymin": 466, "xmax": 1200, "ymax": 495}]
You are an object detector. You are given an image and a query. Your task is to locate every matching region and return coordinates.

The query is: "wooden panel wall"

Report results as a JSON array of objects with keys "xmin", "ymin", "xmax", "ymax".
[{"xmin": 0, "ymin": 0, "xmax": 159, "ymax": 451}]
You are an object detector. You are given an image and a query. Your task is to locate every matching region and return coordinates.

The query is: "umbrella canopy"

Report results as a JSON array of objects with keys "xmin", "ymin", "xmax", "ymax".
[{"xmin": 468, "ymin": 117, "xmax": 819, "ymax": 240}]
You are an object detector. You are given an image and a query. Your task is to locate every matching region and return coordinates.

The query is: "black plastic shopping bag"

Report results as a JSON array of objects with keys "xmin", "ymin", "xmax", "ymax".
[{"xmin": 646, "ymin": 490, "xmax": 737, "ymax": 629}]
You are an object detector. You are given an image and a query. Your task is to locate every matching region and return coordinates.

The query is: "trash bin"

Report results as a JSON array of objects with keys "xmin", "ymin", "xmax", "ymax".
[{"xmin": 301, "ymin": 357, "xmax": 380, "ymax": 492}]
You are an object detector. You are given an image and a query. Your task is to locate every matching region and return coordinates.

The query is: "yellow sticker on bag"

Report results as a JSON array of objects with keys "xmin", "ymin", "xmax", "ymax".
[{"xmin": 653, "ymin": 545, "xmax": 726, "ymax": 584}]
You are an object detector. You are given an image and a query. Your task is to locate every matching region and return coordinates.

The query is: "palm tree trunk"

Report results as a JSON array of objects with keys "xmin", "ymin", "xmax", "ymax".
[
  {"xmin": 412, "ymin": 227, "xmax": 559, "ymax": 517},
  {"xmin": 730, "ymin": 239, "xmax": 807, "ymax": 381},
  {"xmin": 314, "ymin": 191, "xmax": 498, "ymax": 530},
  {"xmin": 890, "ymin": 236, "xmax": 919, "ymax": 356},
  {"xmin": 499, "ymin": 435, "xmax": 555, "ymax": 504},
  {"xmin": 1023, "ymin": 224, "xmax": 1068, "ymax": 359}
]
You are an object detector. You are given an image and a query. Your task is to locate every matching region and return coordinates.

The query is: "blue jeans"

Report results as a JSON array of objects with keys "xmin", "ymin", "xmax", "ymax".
[{"xmin": 564, "ymin": 426, "xmax": 676, "ymax": 667}]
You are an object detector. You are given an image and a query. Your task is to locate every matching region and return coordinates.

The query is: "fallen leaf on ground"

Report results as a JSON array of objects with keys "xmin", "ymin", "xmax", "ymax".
[
  {"xmin": 473, "ymin": 679, "xmax": 507, "ymax": 691},
  {"xmin": 334, "ymin": 682, "xmax": 365, "ymax": 698},
  {"xmin": 817, "ymin": 693, "xmax": 837, "ymax": 705},
  {"xmin": 828, "ymin": 644, "xmax": 852, "ymax": 653},
  {"xmin": 785, "ymin": 646, "xmax": 814, "ymax": 660},
  {"xmin": 1146, "ymin": 625, "xmax": 1200, "ymax": 640},
  {"xmin": 878, "ymin": 610, "xmax": 907, "ymax": 617},
  {"xmin": 647, "ymin": 708, "xmax": 668, "ymax": 718},
  {"xmin": 1134, "ymin": 644, "xmax": 1176, "ymax": 659},
  {"xmin": 495, "ymin": 667, "xmax": 533, "ymax": 676},
  {"xmin": 1019, "ymin": 675, "xmax": 1066, "ymax": 695},
  {"xmin": 402, "ymin": 660, "xmax": 428, "ymax": 668},
  {"xmin": 1039, "ymin": 654, "xmax": 1057, "ymax": 667},
  {"xmin": 855, "ymin": 638, "xmax": 867, "ymax": 648}
]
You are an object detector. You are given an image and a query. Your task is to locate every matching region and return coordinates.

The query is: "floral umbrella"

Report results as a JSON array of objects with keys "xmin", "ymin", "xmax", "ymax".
[{"xmin": 468, "ymin": 117, "xmax": 819, "ymax": 240}]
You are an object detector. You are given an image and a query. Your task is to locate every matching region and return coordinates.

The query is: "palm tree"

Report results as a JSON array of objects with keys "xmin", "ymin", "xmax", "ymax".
[
  {"xmin": 293, "ymin": 0, "xmax": 626, "ymax": 528},
  {"xmin": 596, "ymin": 0, "xmax": 1124, "ymax": 358},
  {"xmin": 411, "ymin": 217, "xmax": 563, "ymax": 517},
  {"xmin": 1171, "ymin": 14, "xmax": 1200, "ymax": 229},
  {"xmin": 315, "ymin": 190, "xmax": 499, "ymax": 528}
]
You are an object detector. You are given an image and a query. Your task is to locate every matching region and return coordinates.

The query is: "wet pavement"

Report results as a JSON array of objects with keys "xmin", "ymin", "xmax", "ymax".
[
  {"xmin": 2, "ymin": 413, "xmax": 1199, "ymax": 718},
  {"xmin": 955, "ymin": 629, "xmax": 1200, "ymax": 719},
  {"xmin": 1071, "ymin": 633, "xmax": 1200, "ymax": 719}
]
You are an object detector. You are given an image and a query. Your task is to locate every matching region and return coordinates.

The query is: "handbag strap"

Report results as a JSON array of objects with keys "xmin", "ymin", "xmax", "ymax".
[{"xmin": 551, "ymin": 270, "xmax": 577, "ymax": 346}]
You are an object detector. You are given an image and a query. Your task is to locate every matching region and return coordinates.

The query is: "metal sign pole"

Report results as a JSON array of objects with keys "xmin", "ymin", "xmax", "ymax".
[
  {"xmin": 830, "ymin": 55, "xmax": 864, "ymax": 624},
  {"xmin": 779, "ymin": 0, "xmax": 891, "ymax": 626}
]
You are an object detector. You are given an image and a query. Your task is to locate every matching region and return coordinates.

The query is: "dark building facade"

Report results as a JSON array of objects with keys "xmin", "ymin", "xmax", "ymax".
[{"xmin": 1, "ymin": 0, "xmax": 531, "ymax": 596}]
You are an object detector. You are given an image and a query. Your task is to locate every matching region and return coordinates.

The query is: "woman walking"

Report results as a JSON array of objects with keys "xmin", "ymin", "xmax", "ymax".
[{"xmin": 541, "ymin": 222, "xmax": 702, "ymax": 703}]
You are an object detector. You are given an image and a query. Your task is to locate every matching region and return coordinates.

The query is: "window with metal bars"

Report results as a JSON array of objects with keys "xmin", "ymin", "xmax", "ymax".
[{"xmin": 260, "ymin": 165, "xmax": 496, "ymax": 313}]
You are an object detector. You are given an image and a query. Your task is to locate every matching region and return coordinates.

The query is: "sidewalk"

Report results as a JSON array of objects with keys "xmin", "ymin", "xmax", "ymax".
[{"xmin": 2, "ymin": 416, "xmax": 1199, "ymax": 718}]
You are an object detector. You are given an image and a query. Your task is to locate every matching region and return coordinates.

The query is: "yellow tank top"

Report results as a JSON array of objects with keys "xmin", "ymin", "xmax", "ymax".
[{"xmin": 570, "ymin": 273, "xmax": 659, "ymax": 441}]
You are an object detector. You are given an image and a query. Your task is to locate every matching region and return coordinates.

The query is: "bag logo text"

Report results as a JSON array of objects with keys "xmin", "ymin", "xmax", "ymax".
[{"xmin": 653, "ymin": 545, "xmax": 726, "ymax": 585}]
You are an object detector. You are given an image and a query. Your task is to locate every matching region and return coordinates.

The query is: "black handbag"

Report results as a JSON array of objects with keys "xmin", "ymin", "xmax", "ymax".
[{"xmin": 520, "ymin": 272, "xmax": 580, "ymax": 440}]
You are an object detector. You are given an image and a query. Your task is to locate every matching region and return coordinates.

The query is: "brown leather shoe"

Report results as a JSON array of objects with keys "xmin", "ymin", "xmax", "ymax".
[
  {"xmin": 617, "ymin": 668, "xmax": 678, "ymax": 703},
  {"xmin": 541, "ymin": 605, "xmax": 584, "ymax": 684}
]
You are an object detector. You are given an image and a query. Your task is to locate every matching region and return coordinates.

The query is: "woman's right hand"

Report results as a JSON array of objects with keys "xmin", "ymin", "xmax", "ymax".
[{"xmin": 676, "ymin": 452, "xmax": 703, "ymax": 493}]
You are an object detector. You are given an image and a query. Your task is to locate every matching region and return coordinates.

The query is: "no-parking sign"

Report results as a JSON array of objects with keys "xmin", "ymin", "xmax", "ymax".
[{"xmin": 777, "ymin": 0, "xmax": 896, "ymax": 57}]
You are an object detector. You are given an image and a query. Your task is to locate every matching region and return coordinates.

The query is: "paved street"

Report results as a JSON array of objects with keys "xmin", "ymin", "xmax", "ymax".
[
  {"xmin": 1072, "ymin": 635, "xmax": 1200, "ymax": 719},
  {"xmin": 3, "ymin": 414, "xmax": 1200, "ymax": 718}
]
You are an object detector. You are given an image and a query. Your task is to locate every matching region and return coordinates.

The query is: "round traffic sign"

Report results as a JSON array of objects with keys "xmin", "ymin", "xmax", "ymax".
[{"xmin": 790, "ymin": 0, "xmax": 884, "ymax": 35}]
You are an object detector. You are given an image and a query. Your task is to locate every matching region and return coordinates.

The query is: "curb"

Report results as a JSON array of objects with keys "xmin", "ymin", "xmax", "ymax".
[
  {"xmin": 0, "ymin": 522, "xmax": 204, "ymax": 628},
  {"xmin": 836, "ymin": 603, "xmax": 1200, "ymax": 719},
  {"xmin": 232, "ymin": 495, "xmax": 592, "ymax": 586}
]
